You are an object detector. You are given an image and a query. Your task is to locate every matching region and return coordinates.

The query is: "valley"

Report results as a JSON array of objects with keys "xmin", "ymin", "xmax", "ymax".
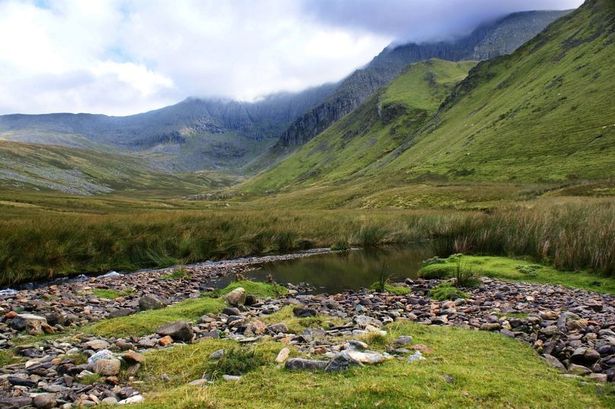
[{"xmin": 0, "ymin": 0, "xmax": 614, "ymax": 408}]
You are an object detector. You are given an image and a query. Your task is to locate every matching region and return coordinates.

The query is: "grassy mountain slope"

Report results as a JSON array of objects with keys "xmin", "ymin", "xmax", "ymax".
[
  {"xmin": 247, "ymin": 0, "xmax": 614, "ymax": 194},
  {"xmin": 0, "ymin": 141, "xmax": 236, "ymax": 195},
  {"xmin": 244, "ymin": 60, "xmax": 476, "ymax": 192},
  {"xmin": 380, "ymin": 0, "xmax": 615, "ymax": 182}
]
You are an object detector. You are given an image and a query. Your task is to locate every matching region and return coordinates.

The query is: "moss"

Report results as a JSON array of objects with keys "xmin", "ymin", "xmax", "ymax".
[
  {"xmin": 161, "ymin": 268, "xmax": 191, "ymax": 281},
  {"xmin": 429, "ymin": 283, "xmax": 469, "ymax": 301},
  {"xmin": 86, "ymin": 297, "xmax": 224, "ymax": 338},
  {"xmin": 369, "ymin": 282, "xmax": 411, "ymax": 295},
  {"xmin": 260, "ymin": 306, "xmax": 345, "ymax": 334},
  {"xmin": 420, "ymin": 255, "xmax": 615, "ymax": 295},
  {"xmin": 208, "ymin": 280, "xmax": 288, "ymax": 299},
  {"xmin": 0, "ymin": 350, "xmax": 19, "ymax": 367},
  {"xmin": 92, "ymin": 288, "xmax": 134, "ymax": 299}
]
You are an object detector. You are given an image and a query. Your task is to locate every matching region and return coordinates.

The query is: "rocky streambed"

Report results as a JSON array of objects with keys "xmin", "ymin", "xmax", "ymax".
[{"xmin": 1, "ymin": 252, "xmax": 614, "ymax": 408}]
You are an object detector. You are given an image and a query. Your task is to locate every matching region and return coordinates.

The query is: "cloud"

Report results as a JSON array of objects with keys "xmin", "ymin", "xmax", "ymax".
[
  {"xmin": 0, "ymin": 0, "xmax": 584, "ymax": 116},
  {"xmin": 302, "ymin": 0, "xmax": 584, "ymax": 43}
]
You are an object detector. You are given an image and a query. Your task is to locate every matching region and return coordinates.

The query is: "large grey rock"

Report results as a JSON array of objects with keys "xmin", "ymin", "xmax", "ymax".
[
  {"xmin": 10, "ymin": 313, "xmax": 47, "ymax": 334},
  {"xmin": 32, "ymin": 394, "xmax": 56, "ymax": 409},
  {"xmin": 157, "ymin": 321, "xmax": 193, "ymax": 342},
  {"xmin": 285, "ymin": 358, "xmax": 328, "ymax": 371},
  {"xmin": 354, "ymin": 315, "xmax": 382, "ymax": 328},
  {"xmin": 94, "ymin": 358, "xmax": 122, "ymax": 376},
  {"xmin": 138, "ymin": 295, "xmax": 166, "ymax": 311},
  {"xmin": 88, "ymin": 349, "xmax": 115, "ymax": 366},
  {"xmin": 224, "ymin": 288, "xmax": 246, "ymax": 306}
]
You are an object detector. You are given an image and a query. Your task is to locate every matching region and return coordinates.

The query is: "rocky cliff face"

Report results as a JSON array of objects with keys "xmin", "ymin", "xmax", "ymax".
[{"xmin": 273, "ymin": 10, "xmax": 571, "ymax": 151}]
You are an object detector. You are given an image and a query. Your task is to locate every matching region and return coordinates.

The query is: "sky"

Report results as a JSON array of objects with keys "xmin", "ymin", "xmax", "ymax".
[{"xmin": 0, "ymin": 0, "xmax": 583, "ymax": 116}]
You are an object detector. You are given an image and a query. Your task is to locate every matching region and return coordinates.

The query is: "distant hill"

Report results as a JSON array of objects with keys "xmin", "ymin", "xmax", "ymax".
[
  {"xmin": 246, "ymin": 0, "xmax": 615, "ymax": 192},
  {"xmin": 0, "ymin": 84, "xmax": 336, "ymax": 173}
]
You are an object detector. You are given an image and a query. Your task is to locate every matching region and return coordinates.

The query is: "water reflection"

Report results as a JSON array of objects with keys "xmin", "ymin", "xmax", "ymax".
[{"xmin": 240, "ymin": 245, "xmax": 434, "ymax": 293}]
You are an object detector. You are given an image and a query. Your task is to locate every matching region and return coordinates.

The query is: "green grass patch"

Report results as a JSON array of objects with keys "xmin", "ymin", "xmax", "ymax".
[
  {"xmin": 92, "ymin": 288, "xmax": 134, "ymax": 299},
  {"xmin": 205, "ymin": 347, "xmax": 268, "ymax": 380},
  {"xmin": 260, "ymin": 306, "xmax": 345, "ymax": 334},
  {"xmin": 207, "ymin": 280, "xmax": 288, "ymax": 299},
  {"xmin": 420, "ymin": 255, "xmax": 615, "ymax": 294},
  {"xmin": 161, "ymin": 268, "xmax": 191, "ymax": 281},
  {"xmin": 86, "ymin": 297, "xmax": 224, "ymax": 338},
  {"xmin": 429, "ymin": 283, "xmax": 469, "ymax": 301},
  {"xmin": 0, "ymin": 350, "xmax": 19, "ymax": 367},
  {"xmin": 132, "ymin": 321, "xmax": 615, "ymax": 408},
  {"xmin": 369, "ymin": 282, "xmax": 411, "ymax": 295}
]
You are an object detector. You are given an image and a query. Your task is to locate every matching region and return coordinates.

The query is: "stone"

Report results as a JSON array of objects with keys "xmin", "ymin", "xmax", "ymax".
[
  {"xmin": 157, "ymin": 321, "xmax": 194, "ymax": 342},
  {"xmin": 407, "ymin": 351, "xmax": 425, "ymax": 363},
  {"xmin": 138, "ymin": 295, "xmax": 166, "ymax": 311},
  {"xmin": 267, "ymin": 323, "xmax": 289, "ymax": 334},
  {"xmin": 0, "ymin": 397, "xmax": 33, "ymax": 408},
  {"xmin": 122, "ymin": 350, "xmax": 145, "ymax": 364},
  {"xmin": 540, "ymin": 325, "xmax": 560, "ymax": 337},
  {"xmin": 209, "ymin": 349, "xmax": 225, "ymax": 360},
  {"xmin": 293, "ymin": 307, "xmax": 317, "ymax": 318},
  {"xmin": 539, "ymin": 311, "xmax": 558, "ymax": 320},
  {"xmin": 588, "ymin": 373, "xmax": 608, "ymax": 383},
  {"xmin": 223, "ymin": 375, "xmax": 242, "ymax": 382},
  {"xmin": 325, "ymin": 354, "xmax": 355, "ymax": 372},
  {"xmin": 246, "ymin": 320, "xmax": 267, "ymax": 335},
  {"xmin": 342, "ymin": 349, "xmax": 388, "ymax": 365},
  {"xmin": 8, "ymin": 376, "xmax": 37, "ymax": 387},
  {"xmin": 275, "ymin": 347, "xmax": 290, "ymax": 363},
  {"xmin": 568, "ymin": 364, "xmax": 591, "ymax": 376},
  {"xmin": 354, "ymin": 315, "xmax": 382, "ymax": 328},
  {"xmin": 189, "ymin": 379, "xmax": 209, "ymax": 387},
  {"xmin": 10, "ymin": 313, "xmax": 47, "ymax": 335},
  {"xmin": 394, "ymin": 336, "xmax": 413, "ymax": 346},
  {"xmin": 480, "ymin": 323, "xmax": 502, "ymax": 331},
  {"xmin": 94, "ymin": 358, "xmax": 121, "ymax": 376},
  {"xmin": 222, "ymin": 307, "xmax": 241, "ymax": 316},
  {"xmin": 543, "ymin": 354, "xmax": 566, "ymax": 372},
  {"xmin": 118, "ymin": 395, "xmax": 144, "ymax": 405},
  {"xmin": 101, "ymin": 397, "xmax": 119, "ymax": 405},
  {"xmin": 224, "ymin": 288, "xmax": 246, "ymax": 306},
  {"xmin": 285, "ymin": 358, "xmax": 328, "ymax": 371},
  {"xmin": 33, "ymin": 394, "xmax": 57, "ymax": 409},
  {"xmin": 88, "ymin": 349, "xmax": 115, "ymax": 366},
  {"xmin": 159, "ymin": 336, "xmax": 174, "ymax": 346},
  {"xmin": 571, "ymin": 348, "xmax": 601, "ymax": 366},
  {"xmin": 347, "ymin": 340, "xmax": 369, "ymax": 350},
  {"xmin": 84, "ymin": 339, "xmax": 110, "ymax": 351}
]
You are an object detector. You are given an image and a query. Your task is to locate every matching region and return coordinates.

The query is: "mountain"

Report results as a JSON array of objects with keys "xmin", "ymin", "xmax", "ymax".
[
  {"xmin": 246, "ymin": 0, "xmax": 615, "ymax": 193},
  {"xmin": 244, "ymin": 59, "xmax": 477, "ymax": 192},
  {"xmin": 269, "ymin": 10, "xmax": 572, "ymax": 154},
  {"xmin": 0, "ymin": 83, "xmax": 337, "ymax": 173}
]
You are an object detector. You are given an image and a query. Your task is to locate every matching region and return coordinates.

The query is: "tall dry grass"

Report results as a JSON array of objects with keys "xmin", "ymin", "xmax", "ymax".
[{"xmin": 0, "ymin": 199, "xmax": 612, "ymax": 286}]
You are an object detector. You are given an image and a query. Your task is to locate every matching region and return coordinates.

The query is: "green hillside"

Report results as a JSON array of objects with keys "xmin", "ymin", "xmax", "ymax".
[
  {"xmin": 0, "ymin": 141, "xmax": 237, "ymax": 196},
  {"xmin": 245, "ymin": 59, "xmax": 476, "ymax": 192},
  {"xmin": 246, "ymin": 0, "xmax": 614, "ymax": 194},
  {"xmin": 381, "ymin": 0, "xmax": 615, "ymax": 182}
]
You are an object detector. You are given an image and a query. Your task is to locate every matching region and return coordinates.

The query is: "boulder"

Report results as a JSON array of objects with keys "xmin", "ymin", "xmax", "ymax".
[
  {"xmin": 84, "ymin": 339, "xmax": 110, "ymax": 351},
  {"xmin": 224, "ymin": 288, "xmax": 246, "ymax": 306},
  {"xmin": 10, "ymin": 313, "xmax": 47, "ymax": 335},
  {"xmin": 209, "ymin": 349, "xmax": 225, "ymax": 360},
  {"xmin": 139, "ymin": 295, "xmax": 166, "ymax": 311},
  {"xmin": 32, "ymin": 394, "xmax": 56, "ymax": 409},
  {"xmin": 93, "ymin": 358, "xmax": 121, "ymax": 376},
  {"xmin": 87, "ymin": 349, "xmax": 114, "ymax": 366},
  {"xmin": 267, "ymin": 323, "xmax": 289, "ymax": 334},
  {"xmin": 122, "ymin": 350, "xmax": 145, "ymax": 365},
  {"xmin": 354, "ymin": 315, "xmax": 383, "ymax": 328},
  {"xmin": 157, "ymin": 321, "xmax": 194, "ymax": 342},
  {"xmin": 285, "ymin": 358, "xmax": 328, "ymax": 371}
]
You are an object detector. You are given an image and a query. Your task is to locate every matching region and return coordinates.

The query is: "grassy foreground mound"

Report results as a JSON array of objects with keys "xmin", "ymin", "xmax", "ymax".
[
  {"xmin": 132, "ymin": 322, "xmax": 614, "ymax": 409},
  {"xmin": 420, "ymin": 255, "xmax": 615, "ymax": 295}
]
